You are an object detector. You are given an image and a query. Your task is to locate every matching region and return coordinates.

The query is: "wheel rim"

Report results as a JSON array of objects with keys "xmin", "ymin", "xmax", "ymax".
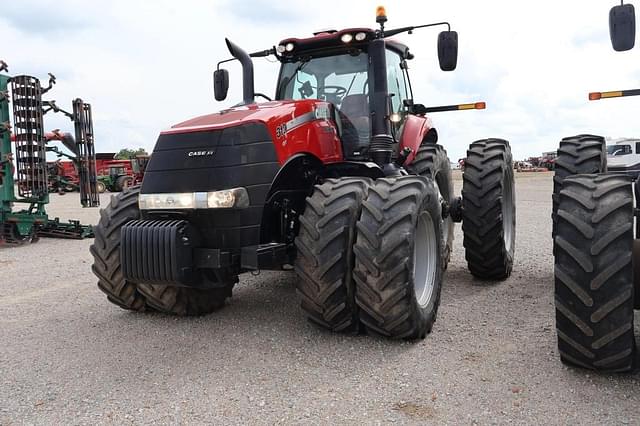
[
  {"xmin": 413, "ymin": 211, "xmax": 438, "ymax": 307},
  {"xmin": 502, "ymin": 172, "xmax": 515, "ymax": 250}
]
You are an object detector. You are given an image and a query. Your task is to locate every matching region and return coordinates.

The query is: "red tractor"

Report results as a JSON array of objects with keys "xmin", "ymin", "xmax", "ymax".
[{"xmin": 91, "ymin": 9, "xmax": 515, "ymax": 339}]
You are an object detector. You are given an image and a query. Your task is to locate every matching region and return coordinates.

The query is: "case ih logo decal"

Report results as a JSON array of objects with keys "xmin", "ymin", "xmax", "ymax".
[{"xmin": 187, "ymin": 150, "xmax": 215, "ymax": 157}]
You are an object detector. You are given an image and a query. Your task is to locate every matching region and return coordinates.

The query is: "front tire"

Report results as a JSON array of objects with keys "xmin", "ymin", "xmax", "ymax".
[
  {"xmin": 90, "ymin": 187, "xmax": 146, "ymax": 311},
  {"xmin": 554, "ymin": 174, "xmax": 635, "ymax": 372},
  {"xmin": 137, "ymin": 283, "xmax": 234, "ymax": 316},
  {"xmin": 90, "ymin": 187, "xmax": 235, "ymax": 315},
  {"xmin": 353, "ymin": 176, "xmax": 444, "ymax": 340},
  {"xmin": 294, "ymin": 178, "xmax": 370, "ymax": 332},
  {"xmin": 462, "ymin": 138, "xmax": 515, "ymax": 280}
]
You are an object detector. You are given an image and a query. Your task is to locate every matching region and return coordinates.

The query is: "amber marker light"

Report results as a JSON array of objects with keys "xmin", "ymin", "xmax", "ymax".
[
  {"xmin": 376, "ymin": 6, "xmax": 387, "ymax": 23},
  {"xmin": 588, "ymin": 92, "xmax": 602, "ymax": 101}
]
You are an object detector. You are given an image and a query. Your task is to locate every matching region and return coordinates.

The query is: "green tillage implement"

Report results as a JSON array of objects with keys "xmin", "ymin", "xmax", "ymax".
[{"xmin": 0, "ymin": 67, "xmax": 97, "ymax": 244}]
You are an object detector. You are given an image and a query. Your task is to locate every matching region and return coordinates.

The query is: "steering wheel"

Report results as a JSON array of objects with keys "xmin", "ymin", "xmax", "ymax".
[{"xmin": 322, "ymin": 85, "xmax": 347, "ymax": 97}]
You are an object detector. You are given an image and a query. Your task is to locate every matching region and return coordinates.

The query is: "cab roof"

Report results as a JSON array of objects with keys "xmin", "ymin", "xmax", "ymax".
[{"xmin": 278, "ymin": 27, "xmax": 412, "ymax": 61}]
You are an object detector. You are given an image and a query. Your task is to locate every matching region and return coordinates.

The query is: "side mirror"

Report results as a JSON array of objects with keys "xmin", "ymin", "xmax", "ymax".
[
  {"xmin": 610, "ymin": 3, "xmax": 636, "ymax": 51},
  {"xmin": 213, "ymin": 69, "xmax": 229, "ymax": 101},
  {"xmin": 437, "ymin": 31, "xmax": 458, "ymax": 71}
]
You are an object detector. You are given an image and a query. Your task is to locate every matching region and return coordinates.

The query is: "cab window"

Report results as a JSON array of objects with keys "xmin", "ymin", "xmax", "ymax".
[
  {"xmin": 607, "ymin": 144, "xmax": 632, "ymax": 156},
  {"xmin": 386, "ymin": 51, "xmax": 408, "ymax": 114}
]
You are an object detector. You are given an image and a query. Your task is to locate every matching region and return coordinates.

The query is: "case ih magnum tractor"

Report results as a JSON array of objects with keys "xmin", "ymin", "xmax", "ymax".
[
  {"xmin": 553, "ymin": 2, "xmax": 639, "ymax": 371},
  {"xmin": 91, "ymin": 9, "xmax": 515, "ymax": 339}
]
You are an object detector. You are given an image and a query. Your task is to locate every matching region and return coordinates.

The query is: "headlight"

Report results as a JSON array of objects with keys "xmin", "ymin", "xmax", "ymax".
[
  {"xmin": 208, "ymin": 188, "xmax": 249, "ymax": 208},
  {"xmin": 138, "ymin": 188, "xmax": 250, "ymax": 210},
  {"xmin": 355, "ymin": 32, "xmax": 367, "ymax": 41},
  {"xmin": 276, "ymin": 45, "xmax": 286, "ymax": 54},
  {"xmin": 285, "ymin": 42, "xmax": 295, "ymax": 52},
  {"xmin": 341, "ymin": 33, "xmax": 353, "ymax": 43}
]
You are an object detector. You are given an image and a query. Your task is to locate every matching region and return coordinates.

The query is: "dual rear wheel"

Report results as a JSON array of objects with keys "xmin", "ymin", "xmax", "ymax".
[
  {"xmin": 295, "ymin": 139, "xmax": 515, "ymax": 340},
  {"xmin": 552, "ymin": 135, "xmax": 637, "ymax": 372}
]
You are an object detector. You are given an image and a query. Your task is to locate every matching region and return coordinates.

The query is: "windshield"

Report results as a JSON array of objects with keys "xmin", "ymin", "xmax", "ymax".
[
  {"xmin": 607, "ymin": 144, "xmax": 632, "ymax": 156},
  {"xmin": 277, "ymin": 52, "xmax": 369, "ymax": 103}
]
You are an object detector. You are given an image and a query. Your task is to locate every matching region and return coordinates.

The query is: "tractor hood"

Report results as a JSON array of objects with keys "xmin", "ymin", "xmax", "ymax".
[
  {"xmin": 162, "ymin": 99, "xmax": 333, "ymax": 139},
  {"xmin": 143, "ymin": 98, "xmax": 343, "ymax": 197}
]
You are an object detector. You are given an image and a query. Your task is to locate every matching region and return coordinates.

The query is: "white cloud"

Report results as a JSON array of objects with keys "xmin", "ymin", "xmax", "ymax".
[{"xmin": 1, "ymin": 0, "xmax": 639, "ymax": 161}]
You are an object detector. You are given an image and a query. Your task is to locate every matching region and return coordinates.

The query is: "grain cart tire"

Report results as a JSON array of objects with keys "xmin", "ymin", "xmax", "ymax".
[
  {"xmin": 90, "ymin": 187, "xmax": 146, "ymax": 311},
  {"xmin": 294, "ymin": 177, "xmax": 371, "ymax": 332},
  {"xmin": 353, "ymin": 176, "xmax": 444, "ymax": 340},
  {"xmin": 412, "ymin": 144, "xmax": 454, "ymax": 268},
  {"xmin": 552, "ymin": 135, "xmax": 606, "ymax": 236},
  {"xmin": 554, "ymin": 174, "xmax": 635, "ymax": 372},
  {"xmin": 462, "ymin": 139, "xmax": 515, "ymax": 280},
  {"xmin": 137, "ymin": 281, "xmax": 235, "ymax": 316}
]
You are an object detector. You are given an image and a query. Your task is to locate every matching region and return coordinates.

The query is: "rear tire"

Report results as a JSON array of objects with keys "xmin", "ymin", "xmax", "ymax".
[
  {"xmin": 411, "ymin": 144, "xmax": 454, "ymax": 268},
  {"xmin": 90, "ymin": 187, "xmax": 146, "ymax": 311},
  {"xmin": 462, "ymin": 138, "xmax": 515, "ymax": 280},
  {"xmin": 294, "ymin": 177, "xmax": 370, "ymax": 332},
  {"xmin": 116, "ymin": 176, "xmax": 133, "ymax": 192},
  {"xmin": 137, "ymin": 283, "xmax": 234, "ymax": 316},
  {"xmin": 553, "ymin": 135, "xmax": 606, "ymax": 236},
  {"xmin": 353, "ymin": 176, "xmax": 444, "ymax": 340},
  {"xmin": 554, "ymin": 174, "xmax": 635, "ymax": 372}
]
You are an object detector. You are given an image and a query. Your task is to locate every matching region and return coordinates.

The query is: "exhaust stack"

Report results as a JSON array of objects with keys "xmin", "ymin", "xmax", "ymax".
[{"xmin": 225, "ymin": 38, "xmax": 255, "ymax": 104}]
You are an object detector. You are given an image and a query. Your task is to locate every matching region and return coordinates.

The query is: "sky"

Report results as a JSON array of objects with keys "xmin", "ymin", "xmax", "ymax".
[{"xmin": 1, "ymin": 0, "xmax": 640, "ymax": 162}]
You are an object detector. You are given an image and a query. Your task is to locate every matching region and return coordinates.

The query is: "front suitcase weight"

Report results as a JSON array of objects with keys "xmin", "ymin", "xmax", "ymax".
[{"xmin": 121, "ymin": 220, "xmax": 201, "ymax": 286}]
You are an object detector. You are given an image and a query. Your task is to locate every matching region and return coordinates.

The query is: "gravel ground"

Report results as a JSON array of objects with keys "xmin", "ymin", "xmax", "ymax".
[{"xmin": 1, "ymin": 172, "xmax": 639, "ymax": 425}]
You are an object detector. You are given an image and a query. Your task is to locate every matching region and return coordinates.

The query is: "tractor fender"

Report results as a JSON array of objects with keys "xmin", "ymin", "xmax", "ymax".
[
  {"xmin": 399, "ymin": 114, "xmax": 437, "ymax": 165},
  {"xmin": 259, "ymin": 153, "xmax": 324, "ymax": 244}
]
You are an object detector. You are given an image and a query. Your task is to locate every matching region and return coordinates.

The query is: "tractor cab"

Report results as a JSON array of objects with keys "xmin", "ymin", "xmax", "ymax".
[
  {"xmin": 274, "ymin": 28, "xmax": 412, "ymax": 159},
  {"xmin": 213, "ymin": 7, "xmax": 474, "ymax": 171},
  {"xmin": 109, "ymin": 165, "xmax": 126, "ymax": 178}
]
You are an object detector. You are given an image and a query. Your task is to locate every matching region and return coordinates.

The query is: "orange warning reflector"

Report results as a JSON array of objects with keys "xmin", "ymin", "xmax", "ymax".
[
  {"xmin": 601, "ymin": 91, "xmax": 624, "ymax": 98},
  {"xmin": 590, "ymin": 91, "xmax": 624, "ymax": 100},
  {"xmin": 588, "ymin": 92, "xmax": 602, "ymax": 101},
  {"xmin": 458, "ymin": 102, "xmax": 486, "ymax": 110}
]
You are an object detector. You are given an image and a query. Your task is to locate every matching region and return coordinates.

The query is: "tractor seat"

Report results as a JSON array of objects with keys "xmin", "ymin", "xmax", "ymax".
[{"xmin": 339, "ymin": 94, "xmax": 370, "ymax": 152}]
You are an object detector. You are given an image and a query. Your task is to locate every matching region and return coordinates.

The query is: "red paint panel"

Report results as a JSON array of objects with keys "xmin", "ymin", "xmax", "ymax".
[
  {"xmin": 161, "ymin": 99, "xmax": 343, "ymax": 165},
  {"xmin": 399, "ymin": 114, "xmax": 433, "ymax": 165}
]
